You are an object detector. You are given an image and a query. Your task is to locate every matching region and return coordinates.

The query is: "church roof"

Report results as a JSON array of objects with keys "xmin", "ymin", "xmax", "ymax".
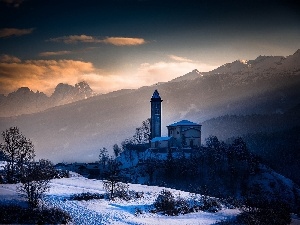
[
  {"xmin": 151, "ymin": 136, "xmax": 172, "ymax": 142},
  {"xmin": 167, "ymin": 120, "xmax": 200, "ymax": 127},
  {"xmin": 151, "ymin": 89, "xmax": 161, "ymax": 99}
]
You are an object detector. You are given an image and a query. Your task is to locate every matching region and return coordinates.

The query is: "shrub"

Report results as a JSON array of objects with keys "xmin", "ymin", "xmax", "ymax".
[
  {"xmin": 154, "ymin": 189, "xmax": 177, "ymax": 215},
  {"xmin": 175, "ymin": 197, "xmax": 189, "ymax": 214},
  {"xmin": 103, "ymin": 180, "xmax": 130, "ymax": 200},
  {"xmin": 134, "ymin": 207, "xmax": 143, "ymax": 216},
  {"xmin": 114, "ymin": 182, "xmax": 130, "ymax": 200},
  {"xmin": 127, "ymin": 190, "xmax": 144, "ymax": 200},
  {"xmin": 70, "ymin": 192, "xmax": 105, "ymax": 201},
  {"xmin": 0, "ymin": 204, "xmax": 71, "ymax": 224},
  {"xmin": 200, "ymin": 196, "xmax": 222, "ymax": 213},
  {"xmin": 237, "ymin": 201, "xmax": 291, "ymax": 225},
  {"xmin": 153, "ymin": 190, "xmax": 223, "ymax": 216}
]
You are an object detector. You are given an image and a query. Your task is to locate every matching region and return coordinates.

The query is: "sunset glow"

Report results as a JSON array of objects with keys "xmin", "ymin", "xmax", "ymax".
[{"xmin": 0, "ymin": 0, "xmax": 299, "ymax": 95}]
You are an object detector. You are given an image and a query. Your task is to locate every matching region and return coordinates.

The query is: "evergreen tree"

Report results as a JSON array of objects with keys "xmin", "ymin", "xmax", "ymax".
[{"xmin": 99, "ymin": 147, "xmax": 109, "ymax": 169}]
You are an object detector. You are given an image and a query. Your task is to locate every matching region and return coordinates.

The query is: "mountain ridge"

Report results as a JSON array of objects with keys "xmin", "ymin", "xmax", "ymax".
[
  {"xmin": 0, "ymin": 50, "xmax": 299, "ymax": 163},
  {"xmin": 0, "ymin": 81, "xmax": 97, "ymax": 117}
]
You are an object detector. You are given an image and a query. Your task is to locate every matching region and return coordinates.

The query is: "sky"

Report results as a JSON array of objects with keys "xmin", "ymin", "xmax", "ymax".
[{"xmin": 0, "ymin": 0, "xmax": 299, "ymax": 96}]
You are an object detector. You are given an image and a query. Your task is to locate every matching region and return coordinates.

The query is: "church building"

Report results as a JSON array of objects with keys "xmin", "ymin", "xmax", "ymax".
[{"xmin": 150, "ymin": 90, "xmax": 202, "ymax": 151}]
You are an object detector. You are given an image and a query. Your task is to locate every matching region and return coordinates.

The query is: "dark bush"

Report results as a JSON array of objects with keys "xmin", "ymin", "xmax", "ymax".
[
  {"xmin": 134, "ymin": 207, "xmax": 143, "ymax": 216},
  {"xmin": 153, "ymin": 190, "xmax": 223, "ymax": 216},
  {"xmin": 70, "ymin": 192, "xmax": 105, "ymax": 201},
  {"xmin": 0, "ymin": 204, "xmax": 71, "ymax": 224},
  {"xmin": 200, "ymin": 196, "xmax": 222, "ymax": 213},
  {"xmin": 154, "ymin": 189, "xmax": 177, "ymax": 215},
  {"xmin": 175, "ymin": 197, "xmax": 190, "ymax": 214},
  {"xmin": 237, "ymin": 201, "xmax": 291, "ymax": 225}
]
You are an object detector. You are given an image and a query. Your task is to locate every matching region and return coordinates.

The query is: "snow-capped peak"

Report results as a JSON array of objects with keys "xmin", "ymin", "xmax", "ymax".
[
  {"xmin": 193, "ymin": 69, "xmax": 201, "ymax": 74},
  {"xmin": 239, "ymin": 59, "xmax": 248, "ymax": 64}
]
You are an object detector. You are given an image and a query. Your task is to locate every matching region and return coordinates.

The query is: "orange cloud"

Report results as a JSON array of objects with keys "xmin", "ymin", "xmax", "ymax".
[
  {"xmin": 39, "ymin": 51, "xmax": 72, "ymax": 57},
  {"xmin": 49, "ymin": 35, "xmax": 146, "ymax": 46},
  {"xmin": 0, "ymin": 59, "xmax": 95, "ymax": 95},
  {"xmin": 102, "ymin": 37, "xmax": 146, "ymax": 46},
  {"xmin": 0, "ymin": 28, "xmax": 34, "ymax": 38},
  {"xmin": 0, "ymin": 54, "xmax": 216, "ymax": 96},
  {"xmin": 0, "ymin": 54, "xmax": 21, "ymax": 63}
]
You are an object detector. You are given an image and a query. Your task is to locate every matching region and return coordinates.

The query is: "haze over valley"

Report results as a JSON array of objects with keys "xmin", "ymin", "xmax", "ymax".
[{"xmin": 0, "ymin": 50, "xmax": 299, "ymax": 166}]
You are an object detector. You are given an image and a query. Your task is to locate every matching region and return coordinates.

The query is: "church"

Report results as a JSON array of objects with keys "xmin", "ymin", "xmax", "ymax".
[{"xmin": 150, "ymin": 90, "xmax": 202, "ymax": 151}]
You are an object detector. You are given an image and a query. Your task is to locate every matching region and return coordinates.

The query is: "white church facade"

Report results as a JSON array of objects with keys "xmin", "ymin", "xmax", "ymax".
[{"xmin": 149, "ymin": 90, "xmax": 202, "ymax": 151}]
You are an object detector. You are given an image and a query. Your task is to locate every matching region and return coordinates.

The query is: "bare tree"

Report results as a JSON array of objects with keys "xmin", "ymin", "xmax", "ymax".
[
  {"xmin": 132, "ymin": 118, "xmax": 151, "ymax": 144},
  {"xmin": 102, "ymin": 159, "xmax": 128, "ymax": 200},
  {"xmin": 18, "ymin": 159, "xmax": 55, "ymax": 208},
  {"xmin": 0, "ymin": 127, "xmax": 35, "ymax": 183}
]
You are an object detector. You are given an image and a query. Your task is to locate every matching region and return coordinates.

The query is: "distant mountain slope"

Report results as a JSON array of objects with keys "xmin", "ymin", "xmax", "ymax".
[
  {"xmin": 202, "ymin": 104, "xmax": 300, "ymax": 140},
  {"xmin": 0, "ymin": 81, "xmax": 96, "ymax": 117},
  {"xmin": 208, "ymin": 49, "xmax": 300, "ymax": 75},
  {"xmin": 170, "ymin": 69, "xmax": 203, "ymax": 82},
  {"xmin": 201, "ymin": 105, "xmax": 300, "ymax": 183},
  {"xmin": 0, "ymin": 50, "xmax": 299, "ymax": 163}
]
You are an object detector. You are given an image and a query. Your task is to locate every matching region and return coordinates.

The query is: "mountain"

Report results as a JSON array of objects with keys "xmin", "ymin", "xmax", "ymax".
[
  {"xmin": 0, "ymin": 87, "xmax": 49, "ymax": 117},
  {"xmin": 0, "ymin": 50, "xmax": 299, "ymax": 163},
  {"xmin": 0, "ymin": 81, "xmax": 96, "ymax": 117},
  {"xmin": 51, "ymin": 81, "xmax": 96, "ymax": 106},
  {"xmin": 170, "ymin": 69, "xmax": 203, "ymax": 82},
  {"xmin": 208, "ymin": 49, "xmax": 300, "ymax": 75}
]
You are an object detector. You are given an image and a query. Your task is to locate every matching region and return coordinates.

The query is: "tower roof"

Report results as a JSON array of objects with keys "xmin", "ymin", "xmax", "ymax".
[{"xmin": 152, "ymin": 89, "xmax": 161, "ymax": 99}]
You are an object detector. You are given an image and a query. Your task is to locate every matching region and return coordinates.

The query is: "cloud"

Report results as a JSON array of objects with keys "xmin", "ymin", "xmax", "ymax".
[
  {"xmin": 49, "ymin": 35, "xmax": 146, "ymax": 46},
  {"xmin": 1, "ymin": 0, "xmax": 23, "ymax": 7},
  {"xmin": 0, "ymin": 28, "xmax": 34, "ymax": 38},
  {"xmin": 49, "ymin": 35, "xmax": 96, "ymax": 44},
  {"xmin": 39, "ymin": 51, "xmax": 72, "ymax": 57},
  {"xmin": 0, "ymin": 59, "xmax": 95, "ymax": 95},
  {"xmin": 0, "ymin": 55, "xmax": 216, "ymax": 96},
  {"xmin": 0, "ymin": 57, "xmax": 144, "ymax": 96},
  {"xmin": 168, "ymin": 54, "xmax": 194, "ymax": 62},
  {"xmin": 136, "ymin": 61, "xmax": 216, "ymax": 84},
  {"xmin": 0, "ymin": 54, "xmax": 21, "ymax": 63},
  {"xmin": 79, "ymin": 73, "xmax": 140, "ymax": 94},
  {"xmin": 102, "ymin": 37, "xmax": 146, "ymax": 46}
]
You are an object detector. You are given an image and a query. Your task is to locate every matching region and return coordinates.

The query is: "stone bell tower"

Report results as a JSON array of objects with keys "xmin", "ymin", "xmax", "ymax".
[{"xmin": 150, "ymin": 90, "xmax": 163, "ymax": 139}]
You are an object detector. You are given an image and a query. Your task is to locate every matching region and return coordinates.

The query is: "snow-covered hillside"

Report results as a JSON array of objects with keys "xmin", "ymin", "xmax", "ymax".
[{"xmin": 0, "ymin": 176, "xmax": 239, "ymax": 225}]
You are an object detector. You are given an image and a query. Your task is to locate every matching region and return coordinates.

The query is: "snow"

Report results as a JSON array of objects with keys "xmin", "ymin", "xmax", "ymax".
[
  {"xmin": 0, "ymin": 176, "xmax": 239, "ymax": 225},
  {"xmin": 0, "ymin": 160, "xmax": 7, "ymax": 169}
]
